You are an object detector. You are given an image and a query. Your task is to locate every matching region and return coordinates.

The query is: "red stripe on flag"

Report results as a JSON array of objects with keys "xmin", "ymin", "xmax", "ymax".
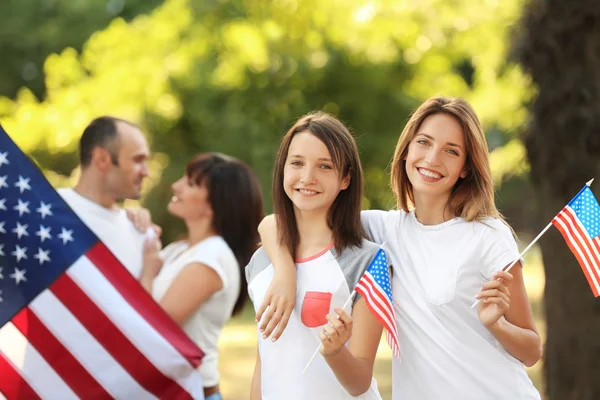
[
  {"xmin": 356, "ymin": 276, "xmax": 396, "ymax": 332},
  {"xmin": 11, "ymin": 307, "xmax": 112, "ymax": 399},
  {"xmin": 553, "ymin": 209, "xmax": 600, "ymax": 296},
  {"xmin": 356, "ymin": 274, "xmax": 400, "ymax": 354},
  {"xmin": 556, "ymin": 209, "xmax": 600, "ymax": 290},
  {"xmin": 356, "ymin": 274, "xmax": 396, "ymax": 329},
  {"xmin": 0, "ymin": 352, "xmax": 42, "ymax": 400},
  {"xmin": 86, "ymin": 242, "xmax": 203, "ymax": 367},
  {"xmin": 50, "ymin": 273, "xmax": 193, "ymax": 400},
  {"xmin": 553, "ymin": 212, "xmax": 600, "ymax": 295},
  {"xmin": 561, "ymin": 209, "xmax": 600, "ymax": 283}
]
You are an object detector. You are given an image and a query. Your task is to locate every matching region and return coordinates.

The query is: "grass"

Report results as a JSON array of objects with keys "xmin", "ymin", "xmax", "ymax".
[{"xmin": 217, "ymin": 247, "xmax": 547, "ymax": 399}]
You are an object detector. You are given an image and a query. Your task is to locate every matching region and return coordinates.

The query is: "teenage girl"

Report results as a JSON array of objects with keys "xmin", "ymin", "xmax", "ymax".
[{"xmin": 247, "ymin": 112, "xmax": 387, "ymax": 399}]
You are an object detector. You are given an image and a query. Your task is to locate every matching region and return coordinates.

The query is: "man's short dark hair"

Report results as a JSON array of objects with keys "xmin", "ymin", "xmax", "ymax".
[{"xmin": 79, "ymin": 116, "xmax": 137, "ymax": 167}]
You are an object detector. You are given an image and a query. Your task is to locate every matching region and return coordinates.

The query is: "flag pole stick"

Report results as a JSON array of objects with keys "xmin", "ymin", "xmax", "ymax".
[
  {"xmin": 471, "ymin": 178, "xmax": 594, "ymax": 309},
  {"xmin": 302, "ymin": 291, "xmax": 356, "ymax": 375}
]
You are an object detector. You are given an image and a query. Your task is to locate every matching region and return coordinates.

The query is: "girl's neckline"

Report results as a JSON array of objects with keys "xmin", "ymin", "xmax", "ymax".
[
  {"xmin": 409, "ymin": 209, "xmax": 463, "ymax": 231},
  {"xmin": 295, "ymin": 243, "xmax": 335, "ymax": 263}
]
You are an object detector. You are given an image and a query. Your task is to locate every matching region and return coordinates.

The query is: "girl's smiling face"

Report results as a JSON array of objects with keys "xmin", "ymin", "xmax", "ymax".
[{"xmin": 283, "ymin": 131, "xmax": 350, "ymax": 216}]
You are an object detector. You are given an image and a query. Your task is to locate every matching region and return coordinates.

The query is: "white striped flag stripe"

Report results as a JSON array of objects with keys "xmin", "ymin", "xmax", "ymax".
[
  {"xmin": 0, "ymin": 243, "xmax": 205, "ymax": 399},
  {"xmin": 0, "ymin": 126, "xmax": 205, "ymax": 399},
  {"xmin": 553, "ymin": 206, "xmax": 600, "ymax": 297},
  {"xmin": 354, "ymin": 249, "xmax": 400, "ymax": 359}
]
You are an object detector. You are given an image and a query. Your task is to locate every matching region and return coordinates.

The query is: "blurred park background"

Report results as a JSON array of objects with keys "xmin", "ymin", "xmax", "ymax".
[{"xmin": 2, "ymin": 0, "xmax": 600, "ymax": 398}]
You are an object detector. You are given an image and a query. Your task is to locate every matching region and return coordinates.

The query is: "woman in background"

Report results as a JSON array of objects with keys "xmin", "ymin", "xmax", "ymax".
[{"xmin": 141, "ymin": 152, "xmax": 264, "ymax": 400}]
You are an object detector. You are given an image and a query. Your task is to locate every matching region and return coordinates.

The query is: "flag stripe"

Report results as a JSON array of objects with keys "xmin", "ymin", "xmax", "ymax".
[
  {"xmin": 0, "ymin": 322, "xmax": 78, "ymax": 400},
  {"xmin": 49, "ymin": 272, "xmax": 193, "ymax": 400},
  {"xmin": 29, "ymin": 289, "xmax": 154, "ymax": 399},
  {"xmin": 11, "ymin": 307, "xmax": 112, "ymax": 399},
  {"xmin": 356, "ymin": 274, "xmax": 396, "ymax": 335},
  {"xmin": 86, "ymin": 243, "xmax": 203, "ymax": 368},
  {"xmin": 0, "ymin": 353, "xmax": 41, "ymax": 400},
  {"xmin": 68, "ymin": 256, "xmax": 203, "ymax": 398},
  {"xmin": 385, "ymin": 330, "xmax": 400, "ymax": 358},
  {"xmin": 0, "ymin": 127, "xmax": 203, "ymax": 398},
  {"xmin": 554, "ymin": 209, "xmax": 600, "ymax": 292},
  {"xmin": 354, "ymin": 249, "xmax": 400, "ymax": 359},
  {"xmin": 356, "ymin": 273, "xmax": 400, "ymax": 353},
  {"xmin": 553, "ymin": 213, "xmax": 600, "ymax": 295},
  {"xmin": 562, "ymin": 207, "xmax": 600, "ymax": 268},
  {"xmin": 362, "ymin": 292, "xmax": 398, "ymax": 353},
  {"xmin": 356, "ymin": 274, "xmax": 396, "ymax": 336},
  {"xmin": 553, "ymin": 211, "xmax": 600, "ymax": 294},
  {"xmin": 553, "ymin": 209, "xmax": 600, "ymax": 296}
]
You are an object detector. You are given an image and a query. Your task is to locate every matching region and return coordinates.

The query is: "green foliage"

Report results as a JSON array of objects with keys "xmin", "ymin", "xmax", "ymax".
[
  {"xmin": 0, "ymin": 0, "xmax": 532, "ymax": 243},
  {"xmin": 0, "ymin": 0, "xmax": 162, "ymax": 99}
]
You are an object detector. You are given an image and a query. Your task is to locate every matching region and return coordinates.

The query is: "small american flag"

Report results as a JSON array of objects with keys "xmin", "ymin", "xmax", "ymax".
[
  {"xmin": 0, "ymin": 125, "xmax": 204, "ymax": 399},
  {"xmin": 355, "ymin": 248, "xmax": 400, "ymax": 359},
  {"xmin": 552, "ymin": 185, "xmax": 600, "ymax": 297}
]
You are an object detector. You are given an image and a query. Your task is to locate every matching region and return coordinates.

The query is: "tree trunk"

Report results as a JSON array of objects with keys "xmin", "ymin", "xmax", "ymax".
[{"xmin": 514, "ymin": 1, "xmax": 600, "ymax": 398}]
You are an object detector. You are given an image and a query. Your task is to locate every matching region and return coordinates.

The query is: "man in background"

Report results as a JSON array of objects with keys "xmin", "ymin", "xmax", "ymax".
[{"xmin": 58, "ymin": 116, "xmax": 153, "ymax": 278}]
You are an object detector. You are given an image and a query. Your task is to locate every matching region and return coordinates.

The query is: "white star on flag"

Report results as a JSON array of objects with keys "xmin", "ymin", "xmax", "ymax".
[
  {"xmin": 0, "ymin": 221, "xmax": 5, "ymax": 234},
  {"xmin": 9, "ymin": 267, "xmax": 27, "ymax": 285},
  {"xmin": 35, "ymin": 225, "xmax": 52, "ymax": 243},
  {"xmin": 34, "ymin": 248, "xmax": 51, "ymax": 265},
  {"xmin": 0, "ymin": 151, "xmax": 8, "ymax": 167},
  {"xmin": 36, "ymin": 201, "xmax": 53, "ymax": 219},
  {"xmin": 0, "ymin": 198, "xmax": 6, "ymax": 211},
  {"xmin": 58, "ymin": 227, "xmax": 74, "ymax": 244},
  {"xmin": 12, "ymin": 222, "xmax": 29, "ymax": 239},
  {"xmin": 14, "ymin": 175, "xmax": 31, "ymax": 193},
  {"xmin": 0, "ymin": 267, "xmax": 3, "ymax": 279},
  {"xmin": 0, "ymin": 289, "xmax": 3, "ymax": 303},
  {"xmin": 0, "ymin": 176, "xmax": 7, "ymax": 189},
  {"xmin": 0, "ymin": 243, "xmax": 4, "ymax": 256},
  {"xmin": 13, "ymin": 199, "xmax": 30, "ymax": 217},
  {"xmin": 11, "ymin": 245, "xmax": 28, "ymax": 262}
]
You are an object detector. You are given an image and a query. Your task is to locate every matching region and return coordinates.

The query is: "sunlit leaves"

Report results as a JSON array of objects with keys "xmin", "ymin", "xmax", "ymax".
[{"xmin": 0, "ymin": 0, "xmax": 533, "ymax": 222}]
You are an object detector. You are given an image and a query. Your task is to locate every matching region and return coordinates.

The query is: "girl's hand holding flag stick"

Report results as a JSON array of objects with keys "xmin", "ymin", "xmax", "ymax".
[{"xmin": 304, "ymin": 247, "xmax": 399, "ymax": 374}]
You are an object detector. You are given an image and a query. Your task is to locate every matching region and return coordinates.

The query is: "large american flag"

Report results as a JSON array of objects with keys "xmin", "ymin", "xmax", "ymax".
[
  {"xmin": 355, "ymin": 248, "xmax": 400, "ymax": 359},
  {"xmin": 552, "ymin": 184, "xmax": 600, "ymax": 297},
  {"xmin": 0, "ymin": 125, "xmax": 205, "ymax": 399}
]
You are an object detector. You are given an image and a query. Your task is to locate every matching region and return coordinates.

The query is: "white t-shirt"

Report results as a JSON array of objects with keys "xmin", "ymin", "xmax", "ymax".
[
  {"xmin": 152, "ymin": 236, "xmax": 240, "ymax": 387},
  {"xmin": 246, "ymin": 240, "xmax": 384, "ymax": 400},
  {"xmin": 362, "ymin": 209, "xmax": 540, "ymax": 400},
  {"xmin": 58, "ymin": 188, "xmax": 146, "ymax": 279}
]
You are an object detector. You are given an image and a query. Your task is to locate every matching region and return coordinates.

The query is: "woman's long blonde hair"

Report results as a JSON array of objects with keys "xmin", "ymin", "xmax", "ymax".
[{"xmin": 390, "ymin": 96, "xmax": 502, "ymax": 222}]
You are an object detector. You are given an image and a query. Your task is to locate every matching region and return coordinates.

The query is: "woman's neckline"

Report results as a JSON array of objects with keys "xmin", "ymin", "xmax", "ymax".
[{"xmin": 410, "ymin": 209, "xmax": 462, "ymax": 231}]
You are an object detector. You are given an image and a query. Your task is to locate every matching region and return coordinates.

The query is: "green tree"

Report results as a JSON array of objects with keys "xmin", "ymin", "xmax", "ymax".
[
  {"xmin": 0, "ymin": 0, "xmax": 532, "ymax": 244},
  {"xmin": 0, "ymin": 0, "xmax": 162, "ymax": 99},
  {"xmin": 515, "ymin": 0, "xmax": 600, "ymax": 397}
]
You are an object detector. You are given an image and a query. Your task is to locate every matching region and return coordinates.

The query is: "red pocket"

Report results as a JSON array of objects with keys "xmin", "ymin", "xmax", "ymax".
[{"xmin": 301, "ymin": 291, "xmax": 332, "ymax": 328}]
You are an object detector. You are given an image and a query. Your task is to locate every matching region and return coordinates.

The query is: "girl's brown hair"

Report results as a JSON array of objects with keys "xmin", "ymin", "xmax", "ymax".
[{"xmin": 272, "ymin": 112, "xmax": 365, "ymax": 259}]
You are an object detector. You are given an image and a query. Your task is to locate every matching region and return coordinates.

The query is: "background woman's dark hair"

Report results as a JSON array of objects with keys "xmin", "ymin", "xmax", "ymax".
[
  {"xmin": 186, "ymin": 153, "xmax": 264, "ymax": 316},
  {"xmin": 272, "ymin": 111, "xmax": 365, "ymax": 259}
]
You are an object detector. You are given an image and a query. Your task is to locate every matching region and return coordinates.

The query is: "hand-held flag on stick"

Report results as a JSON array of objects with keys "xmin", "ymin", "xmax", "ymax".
[
  {"xmin": 552, "ymin": 181, "xmax": 600, "ymax": 297},
  {"xmin": 472, "ymin": 179, "xmax": 599, "ymax": 308},
  {"xmin": 355, "ymin": 248, "xmax": 400, "ymax": 359},
  {"xmin": 0, "ymin": 125, "xmax": 204, "ymax": 400},
  {"xmin": 303, "ymin": 247, "xmax": 399, "ymax": 374}
]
